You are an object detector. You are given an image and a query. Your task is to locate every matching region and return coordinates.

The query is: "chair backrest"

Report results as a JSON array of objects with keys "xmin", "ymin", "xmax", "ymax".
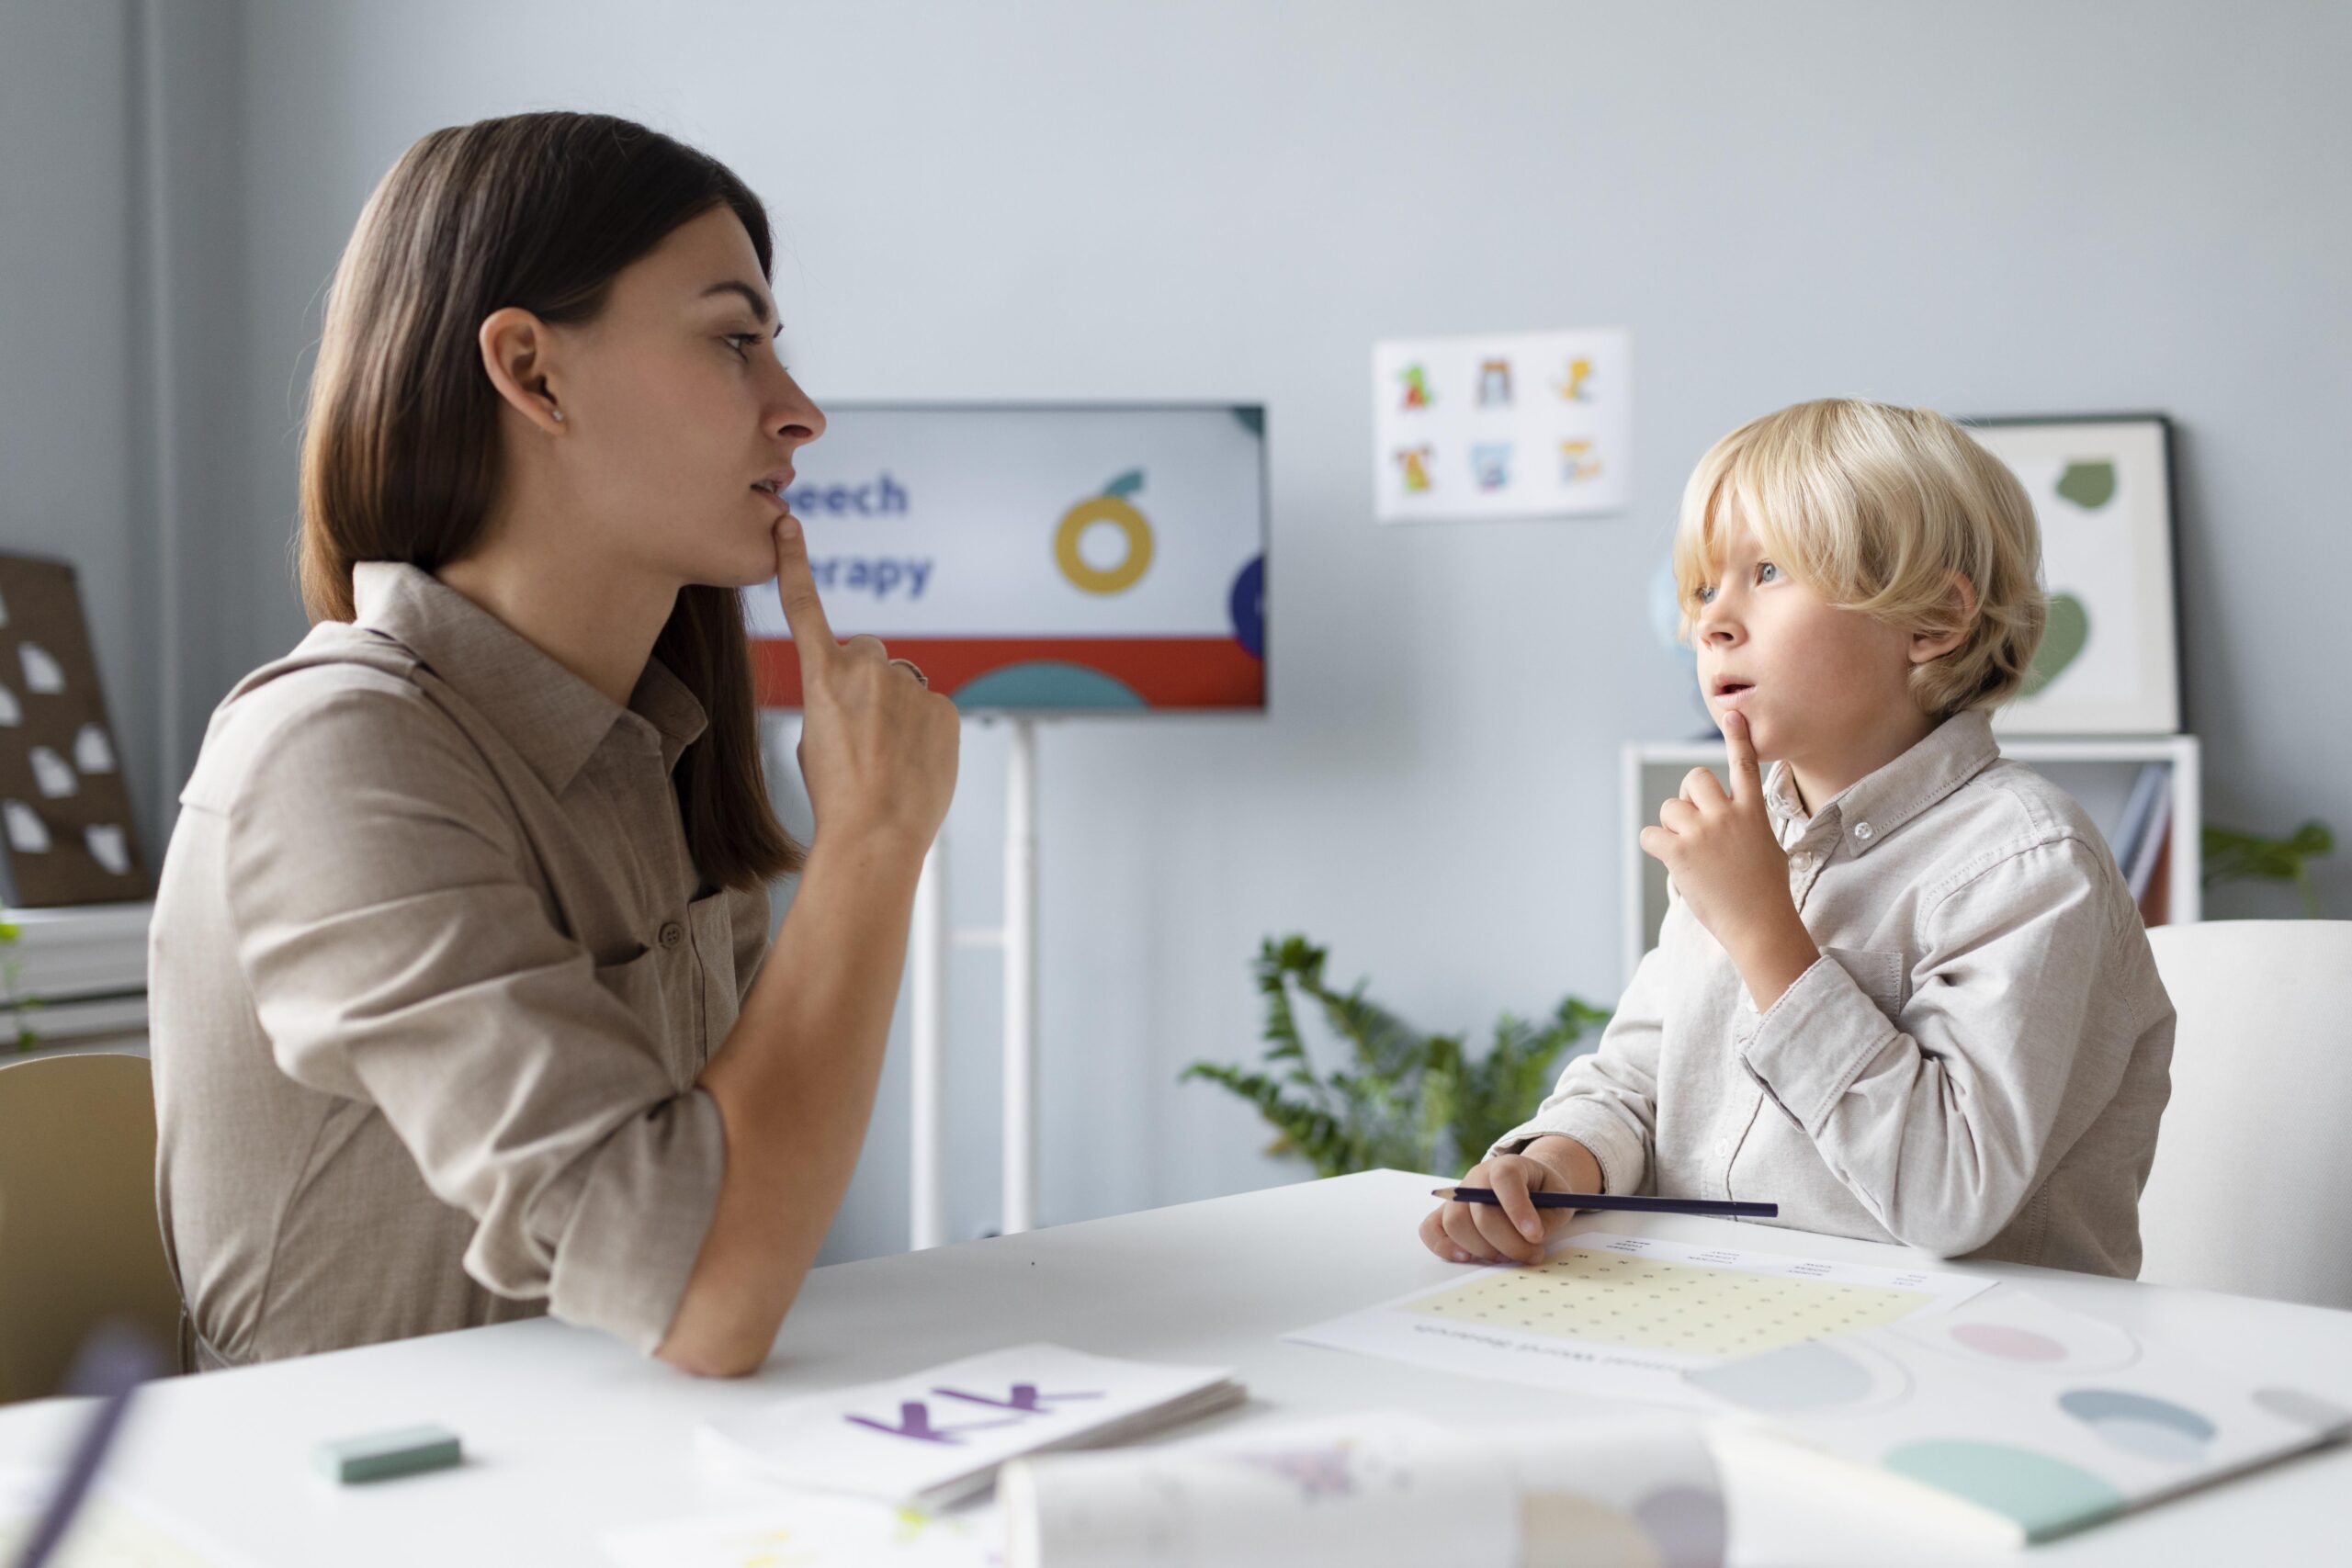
[
  {"xmin": 0, "ymin": 1051, "xmax": 185, "ymax": 1404},
  {"xmin": 2139, "ymin": 920, "xmax": 2352, "ymax": 1309}
]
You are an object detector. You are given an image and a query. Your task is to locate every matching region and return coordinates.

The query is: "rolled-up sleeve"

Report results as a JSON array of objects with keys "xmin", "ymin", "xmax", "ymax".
[
  {"xmin": 1488, "ymin": 920, "xmax": 1671, "ymax": 1195},
  {"xmin": 220, "ymin": 684, "xmax": 723, "ymax": 1353},
  {"xmin": 1739, "ymin": 836, "xmax": 2121, "ymax": 1258}
]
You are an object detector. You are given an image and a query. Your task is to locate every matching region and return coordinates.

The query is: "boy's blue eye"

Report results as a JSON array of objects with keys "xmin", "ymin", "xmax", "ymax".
[
  {"xmin": 1757, "ymin": 561, "xmax": 1780, "ymax": 584},
  {"xmin": 1695, "ymin": 584, "xmax": 1718, "ymax": 605}
]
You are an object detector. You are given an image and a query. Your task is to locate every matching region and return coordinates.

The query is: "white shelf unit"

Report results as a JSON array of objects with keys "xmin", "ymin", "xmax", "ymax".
[
  {"xmin": 1, "ymin": 899, "xmax": 152, "ymax": 1052},
  {"xmin": 1619, "ymin": 737, "xmax": 2201, "ymax": 987}
]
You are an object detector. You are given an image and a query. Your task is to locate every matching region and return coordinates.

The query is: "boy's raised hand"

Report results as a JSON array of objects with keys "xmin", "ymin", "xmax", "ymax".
[{"xmin": 1638, "ymin": 708, "xmax": 1818, "ymax": 1010}]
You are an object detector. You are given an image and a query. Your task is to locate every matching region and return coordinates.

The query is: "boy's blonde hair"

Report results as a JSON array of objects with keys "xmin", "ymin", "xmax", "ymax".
[{"xmin": 1672, "ymin": 399, "xmax": 2048, "ymax": 718}]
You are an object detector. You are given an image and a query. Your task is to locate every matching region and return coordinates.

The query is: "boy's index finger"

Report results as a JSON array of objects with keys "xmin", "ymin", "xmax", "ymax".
[
  {"xmin": 1722, "ymin": 708, "xmax": 1762, "ymax": 802},
  {"xmin": 771, "ymin": 515, "xmax": 837, "ymax": 665}
]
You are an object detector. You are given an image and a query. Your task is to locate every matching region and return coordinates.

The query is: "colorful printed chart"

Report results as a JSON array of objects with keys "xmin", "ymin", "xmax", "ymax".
[
  {"xmin": 1687, "ymin": 1292, "xmax": 2352, "ymax": 1544},
  {"xmin": 745, "ymin": 404, "xmax": 1266, "ymax": 713},
  {"xmin": 1288, "ymin": 1232, "xmax": 1992, "ymax": 1407},
  {"xmin": 1371, "ymin": 327, "xmax": 1631, "ymax": 523},
  {"xmin": 1000, "ymin": 1411, "xmax": 1725, "ymax": 1568}
]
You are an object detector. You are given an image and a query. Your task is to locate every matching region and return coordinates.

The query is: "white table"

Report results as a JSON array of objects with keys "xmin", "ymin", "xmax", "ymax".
[{"xmin": 4, "ymin": 1170, "xmax": 2346, "ymax": 1564}]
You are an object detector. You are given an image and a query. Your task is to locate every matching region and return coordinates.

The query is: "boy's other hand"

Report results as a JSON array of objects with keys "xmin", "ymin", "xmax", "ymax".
[
  {"xmin": 1419, "ymin": 1139, "xmax": 1593, "ymax": 1267},
  {"xmin": 1639, "ymin": 708, "xmax": 1819, "ymax": 1009}
]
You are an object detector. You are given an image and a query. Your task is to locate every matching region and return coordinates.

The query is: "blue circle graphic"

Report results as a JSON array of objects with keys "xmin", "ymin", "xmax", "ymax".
[{"xmin": 1228, "ymin": 555, "xmax": 1265, "ymax": 660}]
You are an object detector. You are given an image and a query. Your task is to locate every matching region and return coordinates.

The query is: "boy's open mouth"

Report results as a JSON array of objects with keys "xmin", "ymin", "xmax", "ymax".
[{"xmin": 1711, "ymin": 677, "xmax": 1755, "ymax": 699}]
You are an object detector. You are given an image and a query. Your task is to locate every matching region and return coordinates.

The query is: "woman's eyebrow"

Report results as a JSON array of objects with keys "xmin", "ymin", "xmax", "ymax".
[{"xmin": 698, "ymin": 279, "xmax": 777, "ymax": 325}]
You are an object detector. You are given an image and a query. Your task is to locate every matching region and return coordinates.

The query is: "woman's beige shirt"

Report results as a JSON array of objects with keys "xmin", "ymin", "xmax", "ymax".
[{"xmin": 151, "ymin": 563, "xmax": 772, "ymax": 1369}]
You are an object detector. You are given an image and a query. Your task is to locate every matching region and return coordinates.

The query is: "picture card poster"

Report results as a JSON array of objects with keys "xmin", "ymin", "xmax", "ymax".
[{"xmin": 1372, "ymin": 327, "xmax": 1632, "ymax": 523}]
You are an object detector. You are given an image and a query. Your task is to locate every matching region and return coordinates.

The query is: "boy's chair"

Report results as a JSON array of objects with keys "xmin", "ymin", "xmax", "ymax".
[
  {"xmin": 0, "ymin": 1051, "xmax": 186, "ymax": 1403},
  {"xmin": 2138, "ymin": 920, "xmax": 2352, "ymax": 1309}
]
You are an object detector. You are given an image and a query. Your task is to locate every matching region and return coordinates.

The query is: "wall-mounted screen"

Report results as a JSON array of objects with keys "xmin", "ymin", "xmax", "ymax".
[{"xmin": 747, "ymin": 403, "xmax": 1267, "ymax": 713}]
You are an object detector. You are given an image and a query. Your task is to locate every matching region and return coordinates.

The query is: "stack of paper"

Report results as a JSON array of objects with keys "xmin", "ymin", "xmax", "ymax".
[
  {"xmin": 999, "ymin": 1412, "xmax": 1724, "ymax": 1568},
  {"xmin": 699, "ymin": 1344, "xmax": 1244, "ymax": 1510}
]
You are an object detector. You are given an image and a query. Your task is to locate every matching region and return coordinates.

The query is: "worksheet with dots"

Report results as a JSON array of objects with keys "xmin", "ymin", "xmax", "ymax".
[
  {"xmin": 1405, "ymin": 1246, "xmax": 1930, "ymax": 1359},
  {"xmin": 1289, "ymin": 1231, "xmax": 1997, "ymax": 1406}
]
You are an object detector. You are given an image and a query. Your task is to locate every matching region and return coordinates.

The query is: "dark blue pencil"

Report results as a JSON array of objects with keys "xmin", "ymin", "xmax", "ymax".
[{"xmin": 1432, "ymin": 1186, "xmax": 1778, "ymax": 1219}]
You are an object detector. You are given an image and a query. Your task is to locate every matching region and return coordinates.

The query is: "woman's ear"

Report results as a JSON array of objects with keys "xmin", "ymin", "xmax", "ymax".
[
  {"xmin": 1910, "ymin": 571, "xmax": 1977, "ymax": 665},
  {"xmin": 478, "ymin": 307, "xmax": 567, "ymax": 434}
]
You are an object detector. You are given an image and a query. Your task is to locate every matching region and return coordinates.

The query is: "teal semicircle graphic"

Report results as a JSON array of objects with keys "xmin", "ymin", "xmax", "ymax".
[
  {"xmin": 1883, "ymin": 1439, "xmax": 2125, "ymax": 1540},
  {"xmin": 953, "ymin": 661, "xmax": 1148, "ymax": 712}
]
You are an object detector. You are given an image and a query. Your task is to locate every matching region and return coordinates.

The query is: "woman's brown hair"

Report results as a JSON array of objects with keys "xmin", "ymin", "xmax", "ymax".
[{"xmin": 298, "ymin": 111, "xmax": 801, "ymax": 887}]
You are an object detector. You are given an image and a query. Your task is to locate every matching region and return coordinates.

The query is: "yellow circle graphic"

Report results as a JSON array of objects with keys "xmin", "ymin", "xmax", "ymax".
[{"xmin": 1054, "ymin": 495, "xmax": 1154, "ymax": 595}]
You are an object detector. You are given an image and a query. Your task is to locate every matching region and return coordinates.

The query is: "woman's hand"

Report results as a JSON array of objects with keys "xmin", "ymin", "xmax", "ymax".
[
  {"xmin": 772, "ymin": 513, "xmax": 958, "ymax": 851},
  {"xmin": 1419, "ymin": 1136, "xmax": 1599, "ymax": 1266}
]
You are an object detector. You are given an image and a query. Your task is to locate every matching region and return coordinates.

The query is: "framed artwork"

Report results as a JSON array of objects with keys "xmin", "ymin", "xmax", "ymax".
[
  {"xmin": 0, "ymin": 552, "xmax": 149, "ymax": 905},
  {"xmin": 1967, "ymin": 414, "xmax": 2182, "ymax": 736}
]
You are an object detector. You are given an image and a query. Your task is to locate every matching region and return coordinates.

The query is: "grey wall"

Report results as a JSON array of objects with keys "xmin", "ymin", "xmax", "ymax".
[{"xmin": 11, "ymin": 1, "xmax": 2349, "ymax": 1261}]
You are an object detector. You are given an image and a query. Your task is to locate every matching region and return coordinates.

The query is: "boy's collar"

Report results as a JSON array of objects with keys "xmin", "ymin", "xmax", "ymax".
[{"xmin": 1763, "ymin": 710, "xmax": 2001, "ymax": 857}]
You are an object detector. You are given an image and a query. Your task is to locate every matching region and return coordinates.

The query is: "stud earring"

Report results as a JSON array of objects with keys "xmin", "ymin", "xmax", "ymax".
[{"xmin": 550, "ymin": 409, "xmax": 565, "ymax": 423}]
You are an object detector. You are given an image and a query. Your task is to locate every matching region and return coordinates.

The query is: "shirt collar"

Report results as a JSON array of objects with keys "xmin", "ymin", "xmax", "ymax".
[
  {"xmin": 349, "ymin": 562, "xmax": 708, "ymax": 793},
  {"xmin": 1762, "ymin": 709, "xmax": 2001, "ymax": 858}
]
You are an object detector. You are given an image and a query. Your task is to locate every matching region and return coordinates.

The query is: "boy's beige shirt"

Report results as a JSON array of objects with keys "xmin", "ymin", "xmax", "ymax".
[
  {"xmin": 151, "ymin": 563, "xmax": 772, "ymax": 1368},
  {"xmin": 1494, "ymin": 712, "xmax": 2175, "ymax": 1277}
]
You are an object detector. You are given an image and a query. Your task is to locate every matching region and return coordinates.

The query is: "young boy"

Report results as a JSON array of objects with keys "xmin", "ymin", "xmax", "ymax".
[{"xmin": 1423, "ymin": 399, "xmax": 2174, "ymax": 1278}]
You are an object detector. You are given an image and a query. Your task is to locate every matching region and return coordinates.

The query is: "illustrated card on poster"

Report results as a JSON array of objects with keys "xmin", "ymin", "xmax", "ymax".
[
  {"xmin": 744, "ymin": 404, "xmax": 1267, "ymax": 713},
  {"xmin": 1372, "ymin": 327, "xmax": 1632, "ymax": 522},
  {"xmin": 1001, "ymin": 1411, "xmax": 1724, "ymax": 1568},
  {"xmin": 699, "ymin": 1344, "xmax": 1244, "ymax": 1509},
  {"xmin": 1966, "ymin": 415, "xmax": 2180, "ymax": 735},
  {"xmin": 1287, "ymin": 1230, "xmax": 1992, "ymax": 1408},
  {"xmin": 0, "ymin": 554, "xmax": 148, "ymax": 906},
  {"xmin": 1686, "ymin": 1291, "xmax": 2352, "ymax": 1545}
]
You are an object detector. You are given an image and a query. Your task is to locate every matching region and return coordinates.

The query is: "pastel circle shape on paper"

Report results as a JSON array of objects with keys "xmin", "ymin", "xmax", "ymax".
[
  {"xmin": 1950, "ymin": 1322, "xmax": 2066, "ymax": 1362},
  {"xmin": 1055, "ymin": 486, "xmax": 1153, "ymax": 596},
  {"xmin": 1683, "ymin": 1339, "xmax": 1872, "ymax": 1413},
  {"xmin": 953, "ymin": 661, "xmax": 1147, "ymax": 713},
  {"xmin": 1882, "ymin": 1440, "xmax": 2125, "ymax": 1540},
  {"xmin": 2058, "ymin": 1389, "xmax": 2216, "ymax": 1463},
  {"xmin": 1519, "ymin": 1494, "xmax": 1659, "ymax": 1568},
  {"xmin": 1631, "ymin": 1484, "xmax": 1727, "ymax": 1568},
  {"xmin": 1227, "ymin": 555, "xmax": 1264, "ymax": 659},
  {"xmin": 2254, "ymin": 1386, "xmax": 2352, "ymax": 1436}
]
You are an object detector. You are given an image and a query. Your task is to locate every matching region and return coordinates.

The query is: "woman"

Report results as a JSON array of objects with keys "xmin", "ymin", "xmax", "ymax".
[{"xmin": 150, "ymin": 112, "xmax": 957, "ymax": 1377}]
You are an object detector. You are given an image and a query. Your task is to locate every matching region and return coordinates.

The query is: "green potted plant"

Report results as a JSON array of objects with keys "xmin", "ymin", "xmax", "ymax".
[
  {"xmin": 2201, "ymin": 819, "xmax": 2335, "ymax": 918},
  {"xmin": 1182, "ymin": 935, "xmax": 1611, "ymax": 1179}
]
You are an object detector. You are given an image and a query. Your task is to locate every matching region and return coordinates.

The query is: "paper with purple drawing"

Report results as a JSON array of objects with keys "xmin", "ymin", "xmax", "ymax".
[{"xmin": 699, "ymin": 1344, "xmax": 1244, "ymax": 1508}]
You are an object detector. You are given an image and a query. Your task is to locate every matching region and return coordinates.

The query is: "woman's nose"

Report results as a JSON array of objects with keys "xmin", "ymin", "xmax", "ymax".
[{"xmin": 771, "ymin": 370, "xmax": 826, "ymax": 446}]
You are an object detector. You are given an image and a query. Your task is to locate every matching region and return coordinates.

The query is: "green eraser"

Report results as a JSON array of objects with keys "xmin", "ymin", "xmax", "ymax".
[{"xmin": 313, "ymin": 1424, "xmax": 463, "ymax": 1484}]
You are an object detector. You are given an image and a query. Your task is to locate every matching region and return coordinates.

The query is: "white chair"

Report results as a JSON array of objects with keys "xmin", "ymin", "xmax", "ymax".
[{"xmin": 2138, "ymin": 920, "xmax": 2352, "ymax": 1309}]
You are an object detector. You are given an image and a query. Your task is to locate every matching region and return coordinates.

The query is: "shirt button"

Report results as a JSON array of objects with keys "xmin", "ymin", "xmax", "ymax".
[
  {"xmin": 1790, "ymin": 851, "xmax": 1812, "ymax": 872},
  {"xmin": 658, "ymin": 920, "xmax": 685, "ymax": 951},
  {"xmin": 1853, "ymin": 821, "xmax": 1874, "ymax": 842}
]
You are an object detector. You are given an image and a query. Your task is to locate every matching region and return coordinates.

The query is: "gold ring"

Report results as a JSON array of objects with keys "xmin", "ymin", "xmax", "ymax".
[{"xmin": 888, "ymin": 658, "xmax": 929, "ymax": 689}]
